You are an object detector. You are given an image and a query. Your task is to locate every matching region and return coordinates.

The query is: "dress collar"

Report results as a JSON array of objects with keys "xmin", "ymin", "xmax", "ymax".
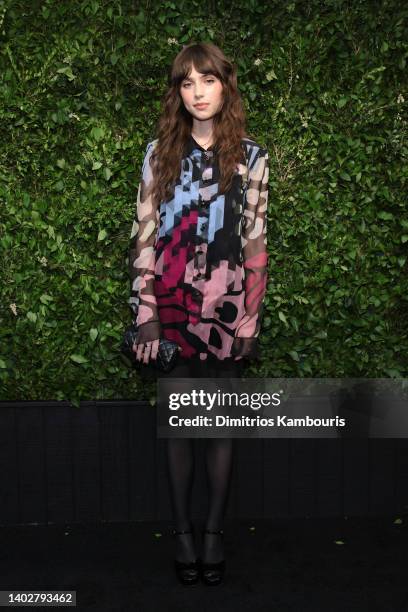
[{"xmin": 184, "ymin": 134, "xmax": 217, "ymax": 158}]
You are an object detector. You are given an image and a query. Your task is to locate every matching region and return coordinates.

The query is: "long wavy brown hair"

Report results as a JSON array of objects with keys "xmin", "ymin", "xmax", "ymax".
[{"xmin": 147, "ymin": 42, "xmax": 255, "ymax": 209}]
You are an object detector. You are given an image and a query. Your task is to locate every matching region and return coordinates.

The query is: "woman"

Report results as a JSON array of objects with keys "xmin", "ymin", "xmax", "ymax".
[{"xmin": 129, "ymin": 42, "xmax": 269, "ymax": 586}]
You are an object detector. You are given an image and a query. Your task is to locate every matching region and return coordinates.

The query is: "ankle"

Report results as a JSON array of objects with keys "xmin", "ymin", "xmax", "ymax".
[
  {"xmin": 173, "ymin": 519, "xmax": 193, "ymax": 533},
  {"xmin": 202, "ymin": 530, "xmax": 224, "ymax": 564},
  {"xmin": 173, "ymin": 534, "xmax": 197, "ymax": 562},
  {"xmin": 204, "ymin": 526, "xmax": 224, "ymax": 535}
]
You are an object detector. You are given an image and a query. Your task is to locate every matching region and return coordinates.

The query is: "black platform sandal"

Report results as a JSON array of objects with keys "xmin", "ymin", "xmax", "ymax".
[
  {"xmin": 172, "ymin": 526, "xmax": 200, "ymax": 586},
  {"xmin": 201, "ymin": 528, "xmax": 226, "ymax": 586}
]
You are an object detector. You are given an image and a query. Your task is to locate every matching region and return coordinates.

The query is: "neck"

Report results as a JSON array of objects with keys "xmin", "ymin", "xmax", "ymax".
[{"xmin": 191, "ymin": 117, "xmax": 214, "ymax": 142}]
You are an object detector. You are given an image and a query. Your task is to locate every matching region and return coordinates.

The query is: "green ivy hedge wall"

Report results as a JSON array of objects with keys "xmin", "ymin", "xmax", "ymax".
[{"xmin": 0, "ymin": 0, "xmax": 407, "ymax": 406}]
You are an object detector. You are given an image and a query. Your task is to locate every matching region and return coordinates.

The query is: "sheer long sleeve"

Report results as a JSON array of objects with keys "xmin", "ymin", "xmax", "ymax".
[
  {"xmin": 128, "ymin": 141, "xmax": 161, "ymax": 344},
  {"xmin": 231, "ymin": 149, "xmax": 269, "ymax": 359}
]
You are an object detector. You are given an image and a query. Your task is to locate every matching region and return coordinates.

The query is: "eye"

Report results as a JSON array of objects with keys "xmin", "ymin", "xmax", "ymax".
[{"xmin": 182, "ymin": 78, "xmax": 216, "ymax": 88}]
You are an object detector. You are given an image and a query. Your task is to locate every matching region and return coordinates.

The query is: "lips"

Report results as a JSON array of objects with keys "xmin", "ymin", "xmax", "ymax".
[{"xmin": 194, "ymin": 104, "xmax": 209, "ymax": 109}]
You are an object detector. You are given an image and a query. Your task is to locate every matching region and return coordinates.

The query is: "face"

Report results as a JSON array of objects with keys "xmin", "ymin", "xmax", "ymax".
[{"xmin": 179, "ymin": 63, "xmax": 224, "ymax": 121}]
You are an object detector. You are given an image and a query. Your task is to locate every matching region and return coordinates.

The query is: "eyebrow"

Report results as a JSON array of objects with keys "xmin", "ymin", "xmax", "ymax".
[{"xmin": 182, "ymin": 74, "xmax": 215, "ymax": 82}]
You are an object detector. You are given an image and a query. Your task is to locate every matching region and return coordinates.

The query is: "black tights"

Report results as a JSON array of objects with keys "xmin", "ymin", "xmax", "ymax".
[
  {"xmin": 161, "ymin": 355, "xmax": 243, "ymax": 562},
  {"xmin": 166, "ymin": 437, "xmax": 234, "ymax": 532}
]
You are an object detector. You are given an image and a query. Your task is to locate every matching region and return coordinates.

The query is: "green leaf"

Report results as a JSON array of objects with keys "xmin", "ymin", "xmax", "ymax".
[
  {"xmin": 266, "ymin": 69, "xmax": 277, "ymax": 81},
  {"xmin": 378, "ymin": 211, "xmax": 394, "ymax": 220},
  {"xmin": 92, "ymin": 161, "xmax": 102, "ymax": 170},
  {"xmin": 278, "ymin": 311, "xmax": 288, "ymax": 324},
  {"xmin": 384, "ymin": 368, "xmax": 402, "ymax": 378},
  {"xmin": 70, "ymin": 354, "xmax": 89, "ymax": 364},
  {"xmin": 89, "ymin": 328, "xmax": 98, "ymax": 341},
  {"xmin": 97, "ymin": 228, "xmax": 107, "ymax": 241},
  {"xmin": 90, "ymin": 126, "xmax": 105, "ymax": 142},
  {"xmin": 57, "ymin": 66, "xmax": 75, "ymax": 81}
]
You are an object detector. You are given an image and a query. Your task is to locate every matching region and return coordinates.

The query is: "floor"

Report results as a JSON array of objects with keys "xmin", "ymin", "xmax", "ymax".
[{"xmin": 0, "ymin": 516, "xmax": 406, "ymax": 611}]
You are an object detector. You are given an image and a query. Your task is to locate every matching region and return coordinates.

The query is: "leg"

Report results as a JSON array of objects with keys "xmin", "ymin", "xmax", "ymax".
[
  {"xmin": 201, "ymin": 356, "xmax": 243, "ymax": 564},
  {"xmin": 166, "ymin": 437, "xmax": 196, "ymax": 563},
  {"xmin": 203, "ymin": 437, "xmax": 234, "ymax": 563},
  {"xmin": 161, "ymin": 359, "xmax": 197, "ymax": 563}
]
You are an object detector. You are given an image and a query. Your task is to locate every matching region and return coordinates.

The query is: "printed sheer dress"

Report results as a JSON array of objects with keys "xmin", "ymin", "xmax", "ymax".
[{"xmin": 128, "ymin": 134, "xmax": 269, "ymax": 361}]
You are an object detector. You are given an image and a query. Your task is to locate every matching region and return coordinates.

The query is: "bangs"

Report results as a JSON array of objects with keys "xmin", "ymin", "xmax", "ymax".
[{"xmin": 174, "ymin": 48, "xmax": 222, "ymax": 84}]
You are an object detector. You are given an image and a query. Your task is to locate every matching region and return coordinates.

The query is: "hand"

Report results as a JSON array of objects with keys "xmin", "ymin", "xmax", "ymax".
[{"xmin": 132, "ymin": 339, "xmax": 160, "ymax": 364}]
